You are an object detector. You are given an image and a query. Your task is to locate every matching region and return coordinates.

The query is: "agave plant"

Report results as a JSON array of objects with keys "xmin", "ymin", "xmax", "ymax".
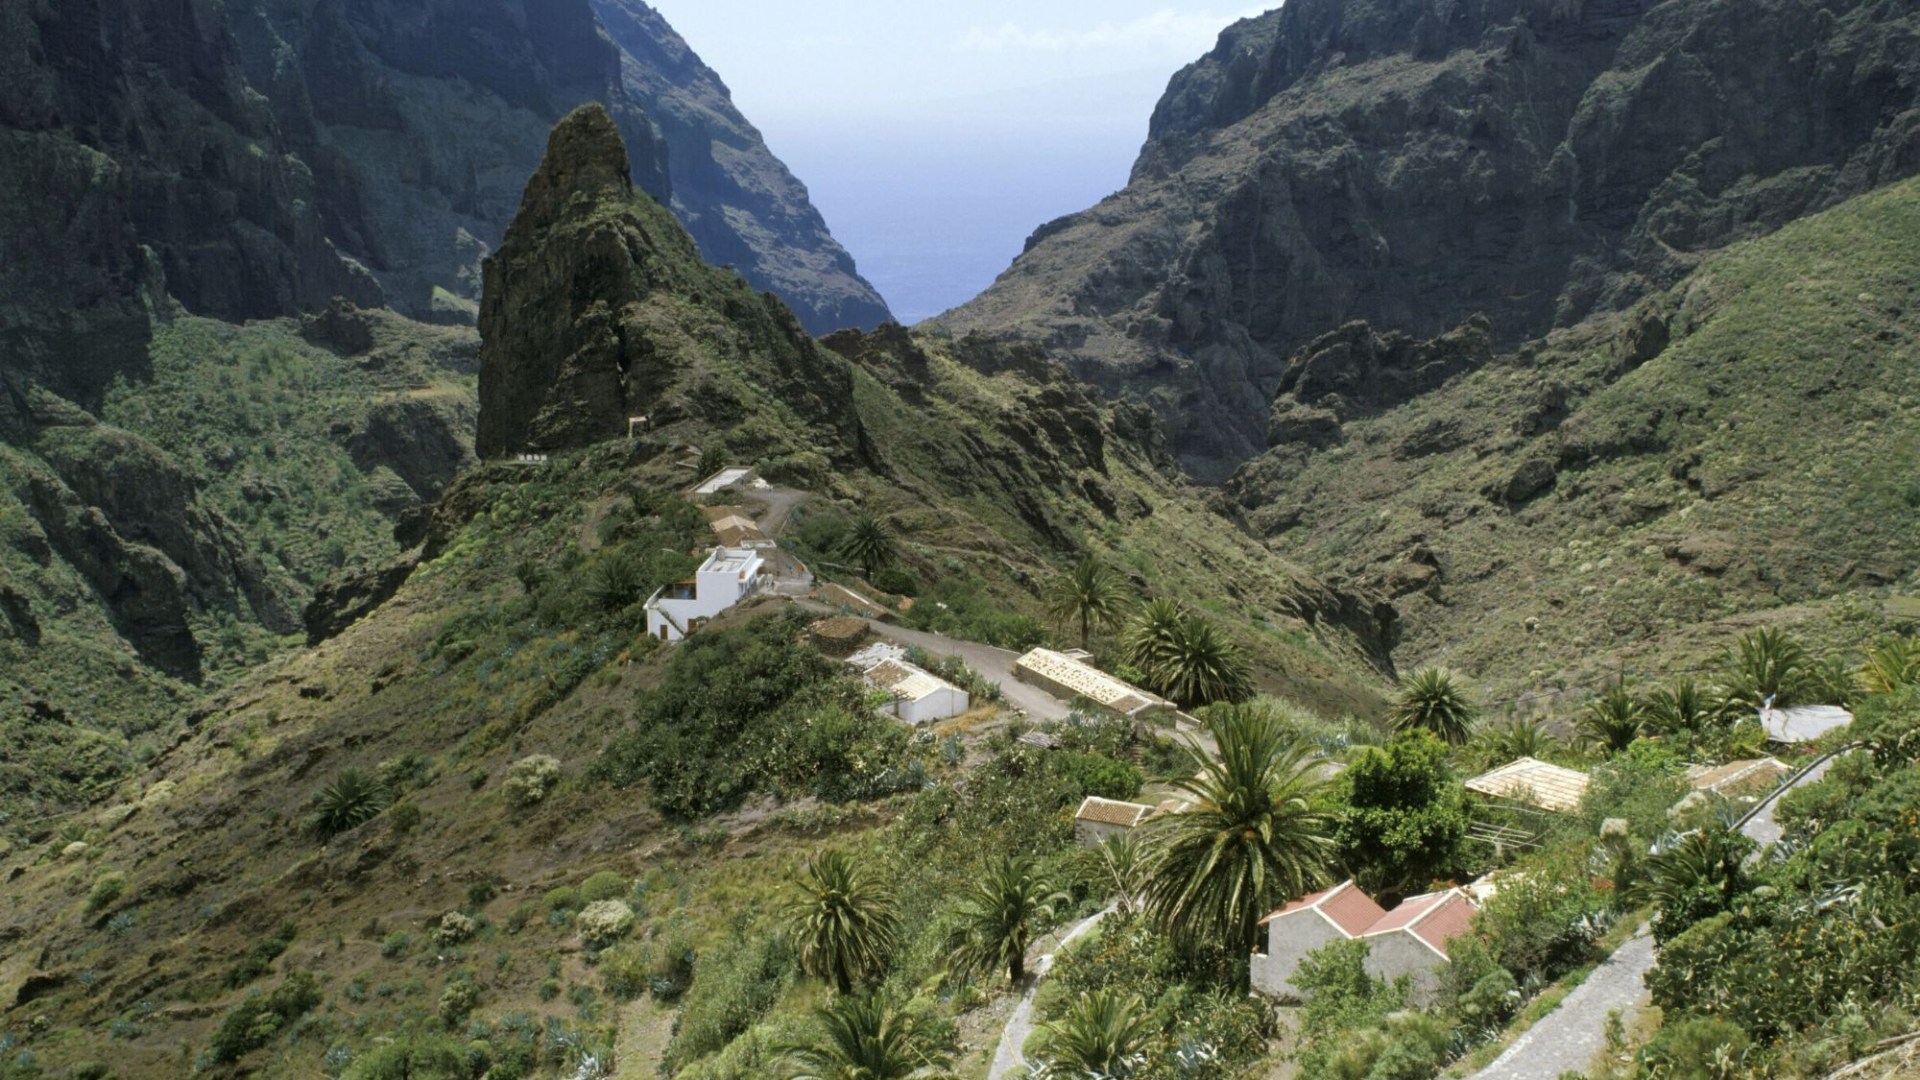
[
  {"xmin": 1389, "ymin": 667, "xmax": 1477, "ymax": 745},
  {"xmin": 308, "ymin": 768, "xmax": 390, "ymax": 840},
  {"xmin": 1855, "ymin": 635, "xmax": 1920, "ymax": 695},
  {"xmin": 1578, "ymin": 683, "xmax": 1645, "ymax": 755},
  {"xmin": 1032, "ymin": 989, "xmax": 1154, "ymax": 1079}
]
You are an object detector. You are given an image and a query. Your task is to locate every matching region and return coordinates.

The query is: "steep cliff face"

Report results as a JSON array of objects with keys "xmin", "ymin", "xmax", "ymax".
[
  {"xmin": 477, "ymin": 105, "xmax": 863, "ymax": 460},
  {"xmin": 590, "ymin": 0, "xmax": 894, "ymax": 335},
  {"xmin": 941, "ymin": 0, "xmax": 1920, "ymax": 480}
]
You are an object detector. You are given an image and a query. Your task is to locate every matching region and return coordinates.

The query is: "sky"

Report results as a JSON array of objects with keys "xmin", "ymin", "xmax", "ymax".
[{"xmin": 645, "ymin": 2, "xmax": 1273, "ymax": 323}]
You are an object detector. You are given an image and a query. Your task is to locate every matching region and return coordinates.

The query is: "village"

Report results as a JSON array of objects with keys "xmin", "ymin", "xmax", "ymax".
[{"xmin": 632, "ymin": 462, "xmax": 1866, "ymax": 1079}]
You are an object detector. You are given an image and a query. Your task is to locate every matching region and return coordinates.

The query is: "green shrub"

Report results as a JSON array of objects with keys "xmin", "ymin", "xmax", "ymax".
[
  {"xmin": 433, "ymin": 911, "xmax": 479, "ymax": 947},
  {"xmin": 1049, "ymin": 751, "xmax": 1142, "ymax": 801},
  {"xmin": 466, "ymin": 881, "xmax": 497, "ymax": 909},
  {"xmin": 580, "ymin": 871, "xmax": 627, "ymax": 903},
  {"xmin": 86, "ymin": 871, "xmax": 127, "ymax": 913},
  {"xmin": 341, "ymin": 1033, "xmax": 486, "ymax": 1079},
  {"xmin": 599, "ymin": 942, "xmax": 652, "ymax": 1000},
  {"xmin": 1636, "ymin": 1017, "xmax": 1753, "ymax": 1080},
  {"xmin": 205, "ymin": 971, "xmax": 321, "ymax": 1064},
  {"xmin": 543, "ymin": 886, "xmax": 581, "ymax": 913},
  {"xmin": 225, "ymin": 922, "xmax": 297, "ymax": 989},
  {"xmin": 438, "ymin": 977, "xmax": 479, "ymax": 1029},
  {"xmin": 1335, "ymin": 731, "xmax": 1469, "ymax": 895},
  {"xmin": 387, "ymin": 802, "xmax": 422, "ymax": 835},
  {"xmin": 661, "ymin": 931, "xmax": 795, "ymax": 1072},
  {"xmin": 578, "ymin": 900, "xmax": 635, "ymax": 948},
  {"xmin": 380, "ymin": 931, "xmax": 413, "ymax": 960},
  {"xmin": 501, "ymin": 756, "xmax": 562, "ymax": 808}
]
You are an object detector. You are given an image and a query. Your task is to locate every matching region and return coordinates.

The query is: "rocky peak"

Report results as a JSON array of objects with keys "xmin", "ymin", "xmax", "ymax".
[{"xmin": 505, "ymin": 103, "xmax": 638, "ymax": 238}]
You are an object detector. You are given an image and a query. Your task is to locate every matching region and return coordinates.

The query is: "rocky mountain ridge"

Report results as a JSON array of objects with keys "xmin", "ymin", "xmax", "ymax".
[{"xmin": 940, "ymin": 0, "xmax": 1920, "ymax": 480}]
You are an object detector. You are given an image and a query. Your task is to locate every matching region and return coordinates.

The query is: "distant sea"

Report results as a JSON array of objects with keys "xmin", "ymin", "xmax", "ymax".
[{"xmin": 774, "ymin": 122, "xmax": 1146, "ymax": 326}]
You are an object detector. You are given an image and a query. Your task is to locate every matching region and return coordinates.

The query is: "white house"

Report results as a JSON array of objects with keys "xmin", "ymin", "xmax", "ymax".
[
  {"xmin": 644, "ymin": 547, "xmax": 765, "ymax": 642},
  {"xmin": 846, "ymin": 643, "xmax": 970, "ymax": 724},
  {"xmin": 1251, "ymin": 881, "xmax": 1387, "ymax": 999},
  {"xmin": 1251, "ymin": 881, "xmax": 1478, "ymax": 1003}
]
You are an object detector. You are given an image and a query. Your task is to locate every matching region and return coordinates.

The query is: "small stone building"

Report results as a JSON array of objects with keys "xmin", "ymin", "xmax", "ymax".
[
  {"xmin": 847, "ymin": 643, "xmax": 970, "ymax": 725},
  {"xmin": 1250, "ymin": 881, "xmax": 1387, "ymax": 999},
  {"xmin": 1014, "ymin": 648, "xmax": 1173, "ymax": 719},
  {"xmin": 1072, "ymin": 796, "xmax": 1156, "ymax": 846},
  {"xmin": 1251, "ymin": 881, "xmax": 1478, "ymax": 1003},
  {"xmin": 1465, "ymin": 757, "xmax": 1591, "ymax": 814}
]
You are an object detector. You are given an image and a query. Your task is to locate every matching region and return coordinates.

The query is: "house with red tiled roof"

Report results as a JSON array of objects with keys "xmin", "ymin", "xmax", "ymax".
[
  {"xmin": 1250, "ymin": 881, "xmax": 1478, "ymax": 1002},
  {"xmin": 1250, "ymin": 881, "xmax": 1387, "ymax": 998},
  {"xmin": 1359, "ymin": 888, "xmax": 1478, "ymax": 1001}
]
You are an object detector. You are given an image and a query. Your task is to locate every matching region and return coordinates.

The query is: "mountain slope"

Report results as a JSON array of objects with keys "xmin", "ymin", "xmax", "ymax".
[
  {"xmin": 1225, "ymin": 174, "xmax": 1920, "ymax": 695},
  {"xmin": 938, "ymin": 0, "xmax": 1920, "ymax": 480},
  {"xmin": 0, "ymin": 107, "xmax": 1391, "ymax": 1079}
]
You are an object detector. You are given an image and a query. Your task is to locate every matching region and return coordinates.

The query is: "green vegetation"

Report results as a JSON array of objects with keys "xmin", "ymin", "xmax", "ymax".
[
  {"xmin": 1389, "ymin": 667, "xmax": 1478, "ymax": 745},
  {"xmin": 946, "ymin": 854, "xmax": 1071, "ymax": 986},
  {"xmin": 782, "ymin": 850, "xmax": 898, "ymax": 995},
  {"xmin": 306, "ymin": 768, "xmax": 391, "ymax": 840},
  {"xmin": 1335, "ymin": 731, "xmax": 1469, "ymax": 896},
  {"xmin": 778, "ymin": 995, "xmax": 951, "ymax": 1080},
  {"xmin": 1119, "ymin": 600, "xmax": 1254, "ymax": 707},
  {"xmin": 1044, "ymin": 556, "xmax": 1133, "ymax": 651},
  {"xmin": 1031, "ymin": 988, "xmax": 1153, "ymax": 1077},
  {"xmin": 838, "ymin": 513, "xmax": 897, "ymax": 583},
  {"xmin": 1140, "ymin": 703, "xmax": 1335, "ymax": 962}
]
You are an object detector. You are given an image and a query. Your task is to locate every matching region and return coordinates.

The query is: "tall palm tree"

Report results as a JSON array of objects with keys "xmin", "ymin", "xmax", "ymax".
[
  {"xmin": 1578, "ymin": 683, "xmax": 1645, "ymax": 754},
  {"xmin": 947, "ymin": 855, "xmax": 1070, "ymax": 986},
  {"xmin": 1140, "ymin": 703, "xmax": 1336, "ymax": 964},
  {"xmin": 839, "ymin": 513, "xmax": 897, "ymax": 583},
  {"xmin": 1032, "ymin": 989, "xmax": 1153, "ymax": 1078},
  {"xmin": 1154, "ymin": 615, "xmax": 1254, "ymax": 708},
  {"xmin": 781, "ymin": 994, "xmax": 952, "ymax": 1080},
  {"xmin": 782, "ymin": 850, "xmax": 899, "ymax": 995},
  {"xmin": 1045, "ymin": 557, "xmax": 1132, "ymax": 651},
  {"xmin": 1389, "ymin": 667, "xmax": 1477, "ymax": 746},
  {"xmin": 1857, "ymin": 635, "xmax": 1920, "ymax": 695}
]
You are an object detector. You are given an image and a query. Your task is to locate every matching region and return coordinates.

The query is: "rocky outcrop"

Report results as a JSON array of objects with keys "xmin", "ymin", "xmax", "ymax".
[
  {"xmin": 590, "ymin": 0, "xmax": 892, "ymax": 335},
  {"xmin": 303, "ymin": 552, "xmax": 419, "ymax": 645},
  {"xmin": 1266, "ymin": 317, "xmax": 1495, "ymax": 449},
  {"xmin": 940, "ymin": 0, "xmax": 1920, "ymax": 480},
  {"xmin": 477, "ymin": 105, "xmax": 864, "ymax": 460}
]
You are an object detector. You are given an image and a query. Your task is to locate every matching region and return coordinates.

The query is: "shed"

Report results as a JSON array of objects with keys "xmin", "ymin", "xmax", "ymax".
[
  {"xmin": 1465, "ymin": 757, "xmax": 1591, "ymax": 813},
  {"xmin": 1073, "ymin": 797, "xmax": 1156, "ymax": 846},
  {"xmin": 846, "ymin": 643, "xmax": 969, "ymax": 725},
  {"xmin": 1686, "ymin": 757, "xmax": 1792, "ymax": 797},
  {"xmin": 1014, "ymin": 648, "xmax": 1173, "ymax": 719}
]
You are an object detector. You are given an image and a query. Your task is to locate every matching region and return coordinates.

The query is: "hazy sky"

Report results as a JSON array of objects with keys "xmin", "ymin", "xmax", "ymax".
[{"xmin": 645, "ymin": 2, "xmax": 1272, "ymax": 322}]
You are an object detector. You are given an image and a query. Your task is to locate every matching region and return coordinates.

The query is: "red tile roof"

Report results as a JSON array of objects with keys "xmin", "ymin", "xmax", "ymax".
[
  {"xmin": 1258, "ymin": 880, "xmax": 1387, "ymax": 937},
  {"xmin": 1364, "ymin": 889, "xmax": 1477, "ymax": 958}
]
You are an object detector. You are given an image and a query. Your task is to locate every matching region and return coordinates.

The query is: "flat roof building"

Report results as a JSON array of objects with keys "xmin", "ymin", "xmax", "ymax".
[
  {"xmin": 644, "ymin": 546, "xmax": 765, "ymax": 642},
  {"xmin": 1465, "ymin": 757, "xmax": 1592, "ymax": 813},
  {"xmin": 1014, "ymin": 648, "xmax": 1172, "ymax": 719}
]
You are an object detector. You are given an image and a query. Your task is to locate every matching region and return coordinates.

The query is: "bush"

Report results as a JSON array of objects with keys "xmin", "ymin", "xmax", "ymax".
[
  {"xmin": 661, "ymin": 931, "xmax": 794, "ymax": 1072},
  {"xmin": 577, "ymin": 900, "xmax": 635, "ymax": 948},
  {"xmin": 1050, "ymin": 751, "xmax": 1142, "ymax": 801},
  {"xmin": 599, "ymin": 942, "xmax": 652, "ymax": 1000},
  {"xmin": 226, "ymin": 922, "xmax": 298, "ymax": 988},
  {"xmin": 502, "ymin": 755, "xmax": 562, "ymax": 807},
  {"xmin": 439, "ymin": 977, "xmax": 479, "ymax": 1029},
  {"xmin": 580, "ymin": 871, "xmax": 627, "ymax": 903},
  {"xmin": 543, "ymin": 886, "xmax": 581, "ymax": 913},
  {"xmin": 1636, "ymin": 1017, "xmax": 1753, "ymax": 1080},
  {"xmin": 1335, "ymin": 731, "xmax": 1469, "ymax": 895},
  {"xmin": 388, "ymin": 801, "xmax": 422, "ymax": 835},
  {"xmin": 86, "ymin": 871, "xmax": 127, "ymax": 913},
  {"xmin": 1474, "ymin": 845, "xmax": 1609, "ymax": 985},
  {"xmin": 433, "ymin": 911, "xmax": 479, "ymax": 947},
  {"xmin": 205, "ymin": 972, "xmax": 322, "ymax": 1064},
  {"xmin": 380, "ymin": 931, "xmax": 413, "ymax": 960},
  {"xmin": 342, "ymin": 1033, "xmax": 486, "ymax": 1080}
]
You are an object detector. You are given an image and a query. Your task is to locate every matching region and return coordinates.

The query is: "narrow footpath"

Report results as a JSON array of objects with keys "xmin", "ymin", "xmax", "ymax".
[{"xmin": 986, "ymin": 905, "xmax": 1117, "ymax": 1080}]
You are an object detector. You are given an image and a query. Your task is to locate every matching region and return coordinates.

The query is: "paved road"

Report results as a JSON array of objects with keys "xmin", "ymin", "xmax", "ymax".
[
  {"xmin": 1467, "ymin": 748, "xmax": 1849, "ymax": 1080},
  {"xmin": 858, "ymin": 620, "xmax": 1074, "ymax": 723},
  {"xmin": 987, "ymin": 905, "xmax": 1117, "ymax": 1080}
]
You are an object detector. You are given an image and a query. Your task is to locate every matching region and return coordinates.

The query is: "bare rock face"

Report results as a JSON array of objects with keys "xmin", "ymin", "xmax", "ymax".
[
  {"xmin": 477, "ymin": 105, "xmax": 864, "ymax": 460},
  {"xmin": 939, "ymin": 0, "xmax": 1920, "ymax": 480}
]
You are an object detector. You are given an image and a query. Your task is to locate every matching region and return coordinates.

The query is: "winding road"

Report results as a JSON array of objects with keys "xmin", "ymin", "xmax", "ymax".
[{"xmin": 1468, "ymin": 747, "xmax": 1852, "ymax": 1080}]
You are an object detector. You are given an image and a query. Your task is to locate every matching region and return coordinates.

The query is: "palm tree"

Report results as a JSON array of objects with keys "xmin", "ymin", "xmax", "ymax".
[
  {"xmin": 1032, "ymin": 989, "xmax": 1153, "ymax": 1078},
  {"xmin": 781, "ymin": 994, "xmax": 952, "ymax": 1080},
  {"xmin": 1045, "ymin": 557, "xmax": 1132, "ymax": 651},
  {"xmin": 947, "ymin": 855, "xmax": 1070, "ymax": 986},
  {"xmin": 1857, "ymin": 635, "xmax": 1920, "ymax": 695},
  {"xmin": 1140, "ymin": 703, "xmax": 1336, "ymax": 964},
  {"xmin": 782, "ymin": 850, "xmax": 899, "ymax": 995},
  {"xmin": 1637, "ymin": 829, "xmax": 1754, "ymax": 943},
  {"xmin": 1473, "ymin": 715, "xmax": 1554, "ymax": 767},
  {"xmin": 839, "ymin": 513, "xmax": 897, "ymax": 583},
  {"xmin": 1119, "ymin": 598, "xmax": 1186, "ymax": 678},
  {"xmin": 1153, "ymin": 615, "xmax": 1254, "ymax": 708},
  {"xmin": 1389, "ymin": 667, "xmax": 1477, "ymax": 745},
  {"xmin": 1645, "ymin": 677, "xmax": 1716, "ymax": 739},
  {"xmin": 1715, "ymin": 628, "xmax": 1811, "ymax": 712},
  {"xmin": 1578, "ymin": 683, "xmax": 1645, "ymax": 754},
  {"xmin": 1090, "ymin": 833, "xmax": 1148, "ymax": 916}
]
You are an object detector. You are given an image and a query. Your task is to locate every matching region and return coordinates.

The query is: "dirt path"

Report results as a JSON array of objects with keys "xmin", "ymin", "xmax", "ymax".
[
  {"xmin": 613, "ymin": 996, "xmax": 675, "ymax": 1078},
  {"xmin": 1467, "ymin": 747, "xmax": 1850, "ymax": 1080},
  {"xmin": 579, "ymin": 494, "xmax": 626, "ymax": 554},
  {"xmin": 986, "ymin": 905, "xmax": 1117, "ymax": 1080}
]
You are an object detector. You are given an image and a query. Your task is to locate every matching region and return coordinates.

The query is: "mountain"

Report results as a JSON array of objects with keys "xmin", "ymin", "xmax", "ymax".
[
  {"xmin": 1224, "ymin": 174, "xmax": 1920, "ymax": 694},
  {"xmin": 0, "ymin": 106, "xmax": 1390, "ymax": 1078},
  {"xmin": 937, "ymin": 0, "xmax": 1920, "ymax": 481},
  {"xmin": 590, "ymin": 0, "xmax": 894, "ymax": 336}
]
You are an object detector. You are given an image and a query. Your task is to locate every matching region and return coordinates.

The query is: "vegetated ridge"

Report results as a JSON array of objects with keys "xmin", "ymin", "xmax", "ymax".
[{"xmin": 938, "ymin": 0, "xmax": 1920, "ymax": 481}]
